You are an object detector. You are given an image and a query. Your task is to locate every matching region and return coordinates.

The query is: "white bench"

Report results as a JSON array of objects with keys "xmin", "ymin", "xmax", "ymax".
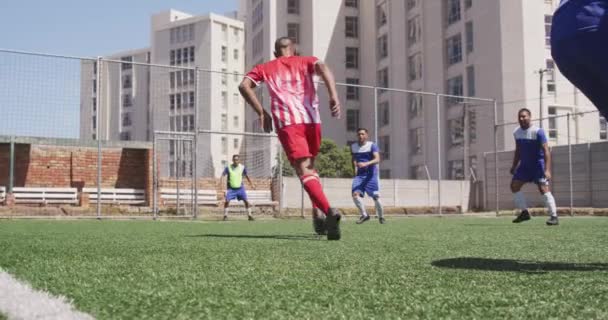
[
  {"xmin": 12, "ymin": 187, "xmax": 78, "ymax": 205},
  {"xmin": 160, "ymin": 188, "xmax": 218, "ymax": 206},
  {"xmin": 82, "ymin": 188, "xmax": 145, "ymax": 205},
  {"xmin": 0, "ymin": 186, "xmax": 5, "ymax": 202}
]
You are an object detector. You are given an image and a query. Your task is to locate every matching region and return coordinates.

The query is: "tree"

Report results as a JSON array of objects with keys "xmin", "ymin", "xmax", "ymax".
[{"xmin": 274, "ymin": 138, "xmax": 354, "ymax": 178}]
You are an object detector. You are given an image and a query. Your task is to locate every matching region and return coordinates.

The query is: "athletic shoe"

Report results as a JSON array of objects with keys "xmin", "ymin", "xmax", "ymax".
[
  {"xmin": 222, "ymin": 215, "xmax": 228, "ymax": 221},
  {"xmin": 313, "ymin": 215, "xmax": 327, "ymax": 235},
  {"xmin": 326, "ymin": 208, "xmax": 342, "ymax": 241},
  {"xmin": 356, "ymin": 215, "xmax": 370, "ymax": 224},
  {"xmin": 379, "ymin": 217, "xmax": 386, "ymax": 224},
  {"xmin": 512, "ymin": 209, "xmax": 531, "ymax": 223},
  {"xmin": 546, "ymin": 216, "xmax": 559, "ymax": 226},
  {"xmin": 248, "ymin": 215, "xmax": 255, "ymax": 221}
]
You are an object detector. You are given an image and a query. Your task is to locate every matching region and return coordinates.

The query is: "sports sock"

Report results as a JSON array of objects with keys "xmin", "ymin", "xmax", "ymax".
[
  {"xmin": 374, "ymin": 198, "xmax": 384, "ymax": 219},
  {"xmin": 300, "ymin": 174, "xmax": 330, "ymax": 214},
  {"xmin": 513, "ymin": 191, "xmax": 528, "ymax": 211},
  {"xmin": 353, "ymin": 196, "xmax": 367, "ymax": 217},
  {"xmin": 543, "ymin": 192, "xmax": 557, "ymax": 217}
]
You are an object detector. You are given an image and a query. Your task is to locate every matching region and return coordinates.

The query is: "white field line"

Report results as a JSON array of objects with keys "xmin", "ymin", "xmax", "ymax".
[{"xmin": 0, "ymin": 270, "xmax": 94, "ymax": 320}]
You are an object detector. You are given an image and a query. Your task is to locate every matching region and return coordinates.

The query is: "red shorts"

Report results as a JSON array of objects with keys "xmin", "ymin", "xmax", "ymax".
[{"xmin": 277, "ymin": 123, "xmax": 322, "ymax": 164}]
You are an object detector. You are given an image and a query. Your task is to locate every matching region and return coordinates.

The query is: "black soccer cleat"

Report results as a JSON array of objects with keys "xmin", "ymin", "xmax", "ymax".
[
  {"xmin": 313, "ymin": 215, "xmax": 327, "ymax": 235},
  {"xmin": 546, "ymin": 216, "xmax": 559, "ymax": 226},
  {"xmin": 356, "ymin": 215, "xmax": 370, "ymax": 224},
  {"xmin": 512, "ymin": 209, "xmax": 531, "ymax": 223},
  {"xmin": 222, "ymin": 215, "xmax": 228, "ymax": 221},
  {"xmin": 379, "ymin": 217, "xmax": 386, "ymax": 224},
  {"xmin": 325, "ymin": 208, "xmax": 342, "ymax": 241}
]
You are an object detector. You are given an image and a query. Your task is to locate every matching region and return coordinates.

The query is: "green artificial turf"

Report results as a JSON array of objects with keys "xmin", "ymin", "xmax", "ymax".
[{"xmin": 0, "ymin": 217, "xmax": 607, "ymax": 319}]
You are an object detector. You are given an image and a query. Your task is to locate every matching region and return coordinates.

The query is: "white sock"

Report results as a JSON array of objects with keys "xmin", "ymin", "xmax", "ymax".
[
  {"xmin": 223, "ymin": 207, "xmax": 228, "ymax": 216},
  {"xmin": 543, "ymin": 192, "xmax": 557, "ymax": 217},
  {"xmin": 513, "ymin": 192, "xmax": 528, "ymax": 211},
  {"xmin": 353, "ymin": 196, "xmax": 367, "ymax": 217},
  {"xmin": 247, "ymin": 207, "xmax": 252, "ymax": 216},
  {"xmin": 374, "ymin": 198, "xmax": 384, "ymax": 219}
]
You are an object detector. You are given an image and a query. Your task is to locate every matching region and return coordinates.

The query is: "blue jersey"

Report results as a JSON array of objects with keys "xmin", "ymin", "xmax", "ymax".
[
  {"xmin": 514, "ymin": 126, "xmax": 547, "ymax": 169},
  {"xmin": 351, "ymin": 141, "xmax": 379, "ymax": 177}
]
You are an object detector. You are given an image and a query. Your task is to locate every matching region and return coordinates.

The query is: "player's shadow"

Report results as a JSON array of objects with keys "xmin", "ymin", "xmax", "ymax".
[
  {"xmin": 187, "ymin": 234, "xmax": 320, "ymax": 241},
  {"xmin": 432, "ymin": 257, "xmax": 608, "ymax": 274}
]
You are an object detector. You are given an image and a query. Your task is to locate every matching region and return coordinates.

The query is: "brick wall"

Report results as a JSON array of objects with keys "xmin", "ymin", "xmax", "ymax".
[{"xmin": 0, "ymin": 143, "xmax": 152, "ymax": 200}]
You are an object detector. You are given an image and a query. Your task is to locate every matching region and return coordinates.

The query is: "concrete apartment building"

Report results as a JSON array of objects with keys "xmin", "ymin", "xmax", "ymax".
[
  {"xmin": 240, "ymin": 0, "xmax": 608, "ymax": 180},
  {"xmin": 81, "ymin": 9, "xmax": 246, "ymax": 177}
]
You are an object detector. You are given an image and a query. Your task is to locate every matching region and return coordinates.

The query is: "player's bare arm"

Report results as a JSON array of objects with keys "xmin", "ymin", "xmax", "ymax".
[
  {"xmin": 245, "ymin": 174, "xmax": 256, "ymax": 190},
  {"xmin": 510, "ymin": 144, "xmax": 520, "ymax": 175},
  {"xmin": 358, "ymin": 151, "xmax": 381, "ymax": 168},
  {"xmin": 543, "ymin": 142, "xmax": 552, "ymax": 180},
  {"xmin": 239, "ymin": 78, "xmax": 273, "ymax": 133},
  {"xmin": 314, "ymin": 62, "xmax": 341, "ymax": 118}
]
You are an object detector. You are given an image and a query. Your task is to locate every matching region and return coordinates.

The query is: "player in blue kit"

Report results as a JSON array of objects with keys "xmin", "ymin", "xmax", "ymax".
[
  {"xmin": 551, "ymin": 0, "xmax": 608, "ymax": 118},
  {"xmin": 510, "ymin": 109, "xmax": 559, "ymax": 226},
  {"xmin": 351, "ymin": 128, "xmax": 385, "ymax": 224}
]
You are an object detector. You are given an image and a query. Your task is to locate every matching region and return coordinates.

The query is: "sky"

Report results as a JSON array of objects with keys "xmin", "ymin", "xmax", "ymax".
[{"xmin": 0, "ymin": 0, "xmax": 238, "ymax": 139}]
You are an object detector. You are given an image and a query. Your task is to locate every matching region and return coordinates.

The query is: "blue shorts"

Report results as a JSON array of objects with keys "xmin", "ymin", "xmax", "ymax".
[
  {"xmin": 352, "ymin": 175, "xmax": 380, "ymax": 198},
  {"xmin": 226, "ymin": 187, "xmax": 248, "ymax": 201},
  {"xmin": 513, "ymin": 166, "xmax": 550, "ymax": 186}
]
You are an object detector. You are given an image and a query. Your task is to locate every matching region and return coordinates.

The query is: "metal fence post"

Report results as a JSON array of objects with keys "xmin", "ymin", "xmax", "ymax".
[
  {"xmin": 9, "ymin": 136, "xmax": 14, "ymax": 193},
  {"xmin": 435, "ymin": 94, "xmax": 442, "ymax": 216},
  {"xmin": 96, "ymin": 57, "xmax": 102, "ymax": 220},
  {"xmin": 193, "ymin": 67, "xmax": 200, "ymax": 219},
  {"xmin": 153, "ymin": 133, "xmax": 158, "ymax": 220},
  {"xmin": 567, "ymin": 113, "xmax": 573, "ymax": 216},
  {"xmin": 493, "ymin": 100, "xmax": 499, "ymax": 217}
]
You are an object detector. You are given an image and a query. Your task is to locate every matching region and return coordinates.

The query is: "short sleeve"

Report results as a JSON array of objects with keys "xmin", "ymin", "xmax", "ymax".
[
  {"xmin": 372, "ymin": 143, "xmax": 380, "ymax": 153},
  {"xmin": 537, "ymin": 128, "xmax": 548, "ymax": 145},
  {"xmin": 242, "ymin": 166, "xmax": 248, "ymax": 176},
  {"xmin": 302, "ymin": 56, "xmax": 321, "ymax": 74},
  {"xmin": 222, "ymin": 167, "xmax": 228, "ymax": 176},
  {"xmin": 245, "ymin": 64, "xmax": 264, "ymax": 85}
]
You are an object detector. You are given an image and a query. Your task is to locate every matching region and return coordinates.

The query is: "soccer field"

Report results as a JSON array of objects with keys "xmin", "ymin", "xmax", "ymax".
[{"xmin": 0, "ymin": 217, "xmax": 607, "ymax": 319}]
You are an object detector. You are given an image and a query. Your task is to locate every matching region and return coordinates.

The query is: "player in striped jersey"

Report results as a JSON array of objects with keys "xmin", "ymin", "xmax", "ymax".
[{"xmin": 239, "ymin": 37, "xmax": 342, "ymax": 240}]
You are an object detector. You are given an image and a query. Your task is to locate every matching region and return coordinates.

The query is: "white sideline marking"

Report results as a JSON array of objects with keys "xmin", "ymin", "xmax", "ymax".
[{"xmin": 0, "ymin": 270, "xmax": 94, "ymax": 320}]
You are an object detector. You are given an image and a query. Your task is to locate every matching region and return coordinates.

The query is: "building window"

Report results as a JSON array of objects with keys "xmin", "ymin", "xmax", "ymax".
[
  {"xmin": 176, "ymin": 48, "xmax": 182, "ymax": 65},
  {"xmin": 346, "ymin": 78, "xmax": 360, "ymax": 100},
  {"xmin": 92, "ymin": 79, "xmax": 97, "ymax": 94},
  {"xmin": 377, "ymin": 34, "xmax": 388, "ymax": 60},
  {"xmin": 408, "ymin": 16, "xmax": 421, "ymax": 46},
  {"xmin": 545, "ymin": 15, "xmax": 553, "ymax": 46},
  {"xmin": 287, "ymin": 23, "xmax": 300, "ymax": 44},
  {"xmin": 345, "ymin": 17, "xmax": 359, "ymax": 38},
  {"xmin": 233, "ymin": 71, "xmax": 239, "ymax": 82},
  {"xmin": 465, "ymin": 0, "xmax": 472, "ymax": 9},
  {"xmin": 409, "ymin": 94, "xmax": 423, "ymax": 118},
  {"xmin": 546, "ymin": 59, "xmax": 556, "ymax": 94},
  {"xmin": 189, "ymin": 69, "xmax": 195, "ymax": 85},
  {"xmin": 410, "ymin": 128, "xmax": 423, "ymax": 154},
  {"xmin": 466, "ymin": 65, "xmax": 475, "ymax": 96},
  {"xmin": 446, "ymin": 0, "xmax": 461, "ymax": 25},
  {"xmin": 120, "ymin": 131, "xmax": 131, "ymax": 141},
  {"xmin": 600, "ymin": 117, "xmax": 607, "ymax": 140},
  {"xmin": 121, "ymin": 56, "xmax": 132, "ymax": 70},
  {"xmin": 182, "ymin": 48, "xmax": 189, "ymax": 64},
  {"xmin": 448, "ymin": 160, "xmax": 464, "ymax": 179},
  {"xmin": 548, "ymin": 107, "xmax": 557, "ymax": 139},
  {"xmin": 221, "ymin": 114, "xmax": 228, "ymax": 131},
  {"xmin": 92, "ymin": 116, "xmax": 96, "ymax": 130},
  {"xmin": 287, "ymin": 0, "xmax": 300, "ymax": 14},
  {"xmin": 233, "ymin": 93, "xmax": 240, "ymax": 106},
  {"xmin": 222, "ymin": 68, "xmax": 227, "ymax": 85},
  {"xmin": 233, "ymin": 116, "xmax": 239, "ymax": 128},
  {"xmin": 446, "ymin": 34, "xmax": 462, "ymax": 65},
  {"xmin": 379, "ymin": 101, "xmax": 390, "ymax": 127},
  {"xmin": 222, "ymin": 91, "xmax": 228, "ymax": 109},
  {"xmin": 189, "ymin": 46, "xmax": 195, "ymax": 62},
  {"xmin": 377, "ymin": 67, "xmax": 389, "ymax": 88},
  {"xmin": 169, "ymin": 72, "xmax": 175, "ymax": 89},
  {"xmin": 410, "ymin": 165, "xmax": 426, "ymax": 179},
  {"xmin": 446, "ymin": 75, "xmax": 464, "ymax": 105},
  {"xmin": 122, "ymin": 113, "xmax": 132, "ymax": 127},
  {"xmin": 222, "ymin": 137, "xmax": 228, "ymax": 154},
  {"xmin": 92, "ymin": 98, "xmax": 97, "ymax": 111},
  {"xmin": 345, "ymin": 0, "xmax": 358, "ymax": 8},
  {"xmin": 465, "ymin": 21, "xmax": 474, "ymax": 53},
  {"xmin": 233, "ymin": 49, "xmax": 239, "ymax": 60},
  {"xmin": 407, "ymin": 0, "xmax": 418, "ymax": 10},
  {"xmin": 170, "ymin": 94, "xmax": 175, "ymax": 110},
  {"xmin": 176, "ymin": 71, "xmax": 183, "ymax": 88},
  {"xmin": 221, "ymin": 46, "xmax": 227, "ymax": 62},
  {"xmin": 170, "ymin": 50, "xmax": 175, "ymax": 65},
  {"xmin": 189, "ymin": 91, "xmax": 195, "ymax": 108},
  {"xmin": 122, "ymin": 94, "xmax": 132, "ymax": 108},
  {"xmin": 449, "ymin": 119, "xmax": 464, "ymax": 146},
  {"xmin": 346, "ymin": 109, "xmax": 360, "ymax": 132},
  {"xmin": 376, "ymin": 2, "xmax": 388, "ymax": 28},
  {"xmin": 233, "ymin": 138, "xmax": 239, "ymax": 149},
  {"xmin": 468, "ymin": 109, "xmax": 477, "ymax": 143},
  {"xmin": 408, "ymin": 53, "xmax": 422, "ymax": 82},
  {"xmin": 346, "ymin": 47, "xmax": 359, "ymax": 69},
  {"xmin": 221, "ymin": 24, "xmax": 228, "ymax": 41},
  {"xmin": 122, "ymin": 75, "xmax": 132, "ymax": 89},
  {"xmin": 176, "ymin": 94, "xmax": 182, "ymax": 109},
  {"xmin": 378, "ymin": 136, "xmax": 390, "ymax": 160}
]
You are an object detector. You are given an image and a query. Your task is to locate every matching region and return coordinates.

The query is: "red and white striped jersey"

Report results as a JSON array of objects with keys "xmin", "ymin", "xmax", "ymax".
[{"xmin": 245, "ymin": 56, "xmax": 322, "ymax": 129}]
